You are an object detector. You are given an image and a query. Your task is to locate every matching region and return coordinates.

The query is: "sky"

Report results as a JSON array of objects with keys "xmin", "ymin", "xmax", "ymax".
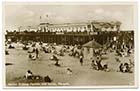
[{"xmin": 3, "ymin": 2, "xmax": 136, "ymax": 31}]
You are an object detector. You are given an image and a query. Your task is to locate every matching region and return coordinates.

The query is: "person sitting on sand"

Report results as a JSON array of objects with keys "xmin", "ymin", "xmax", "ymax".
[
  {"xmin": 91, "ymin": 60, "xmax": 97, "ymax": 70},
  {"xmin": 51, "ymin": 55, "xmax": 59, "ymax": 61},
  {"xmin": 25, "ymin": 70, "xmax": 33, "ymax": 79},
  {"xmin": 28, "ymin": 53, "xmax": 36, "ymax": 60},
  {"xmin": 28, "ymin": 47, "xmax": 35, "ymax": 53},
  {"xmin": 44, "ymin": 75, "xmax": 52, "ymax": 82},
  {"xmin": 119, "ymin": 63, "xmax": 124, "ymax": 72},
  {"xmin": 123, "ymin": 63, "xmax": 130, "ymax": 72},
  {"xmin": 32, "ymin": 75, "xmax": 43, "ymax": 80},
  {"xmin": 58, "ymin": 50, "xmax": 64, "ymax": 56},
  {"xmin": 5, "ymin": 50, "xmax": 9, "ymax": 55},
  {"xmin": 119, "ymin": 62, "xmax": 133, "ymax": 73},
  {"xmin": 23, "ymin": 45, "xmax": 29, "ymax": 50},
  {"xmin": 51, "ymin": 55, "xmax": 60, "ymax": 66},
  {"xmin": 8, "ymin": 44, "xmax": 15, "ymax": 49},
  {"xmin": 96, "ymin": 56, "xmax": 103, "ymax": 70},
  {"xmin": 28, "ymin": 53, "xmax": 32, "ymax": 59},
  {"xmin": 67, "ymin": 68, "xmax": 72, "ymax": 75},
  {"xmin": 55, "ymin": 59, "xmax": 61, "ymax": 67},
  {"xmin": 103, "ymin": 63, "xmax": 109, "ymax": 72},
  {"xmin": 32, "ymin": 55, "xmax": 36, "ymax": 60}
]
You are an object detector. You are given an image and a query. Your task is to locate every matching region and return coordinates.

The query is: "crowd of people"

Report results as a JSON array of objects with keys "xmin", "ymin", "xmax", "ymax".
[
  {"xmin": 90, "ymin": 56, "xmax": 109, "ymax": 72},
  {"xmin": 25, "ymin": 70, "xmax": 52, "ymax": 83},
  {"xmin": 119, "ymin": 59, "xmax": 134, "ymax": 73},
  {"xmin": 5, "ymin": 38, "xmax": 134, "ymax": 83}
]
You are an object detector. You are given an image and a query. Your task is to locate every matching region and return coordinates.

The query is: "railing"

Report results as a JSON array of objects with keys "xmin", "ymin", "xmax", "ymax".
[
  {"xmin": 6, "ymin": 31, "xmax": 91, "ymax": 35},
  {"xmin": 6, "ymin": 31, "xmax": 134, "ymax": 36}
]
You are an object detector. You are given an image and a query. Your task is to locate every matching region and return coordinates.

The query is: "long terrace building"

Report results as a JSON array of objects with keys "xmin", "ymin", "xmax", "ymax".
[{"xmin": 6, "ymin": 21, "xmax": 122, "ymax": 45}]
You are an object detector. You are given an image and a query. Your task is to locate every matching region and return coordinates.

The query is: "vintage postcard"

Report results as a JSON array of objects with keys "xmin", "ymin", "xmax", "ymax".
[{"xmin": 3, "ymin": 2, "xmax": 138, "ymax": 88}]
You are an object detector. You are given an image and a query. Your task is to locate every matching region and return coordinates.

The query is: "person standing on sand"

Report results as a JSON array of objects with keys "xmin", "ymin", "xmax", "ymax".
[
  {"xmin": 80, "ymin": 55, "xmax": 83, "ymax": 66},
  {"xmin": 35, "ymin": 48, "xmax": 39, "ymax": 58}
]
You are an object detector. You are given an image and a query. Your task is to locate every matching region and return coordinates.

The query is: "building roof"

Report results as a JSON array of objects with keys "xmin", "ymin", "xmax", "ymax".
[
  {"xmin": 93, "ymin": 23, "xmax": 102, "ymax": 29},
  {"xmin": 83, "ymin": 39, "xmax": 102, "ymax": 48}
]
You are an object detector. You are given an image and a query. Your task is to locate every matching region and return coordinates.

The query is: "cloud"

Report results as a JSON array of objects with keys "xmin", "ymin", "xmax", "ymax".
[
  {"xmin": 105, "ymin": 11, "xmax": 111, "ymax": 17},
  {"xmin": 94, "ymin": 8, "xmax": 104, "ymax": 14},
  {"xmin": 4, "ymin": 4, "xmax": 134, "ymax": 30},
  {"xmin": 25, "ymin": 10, "xmax": 35, "ymax": 17},
  {"xmin": 23, "ymin": 18, "xmax": 33, "ymax": 23},
  {"xmin": 114, "ymin": 11, "xmax": 123, "ymax": 16}
]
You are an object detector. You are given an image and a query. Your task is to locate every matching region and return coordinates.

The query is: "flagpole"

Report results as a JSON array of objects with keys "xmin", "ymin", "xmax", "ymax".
[
  {"xmin": 40, "ymin": 16, "xmax": 42, "ymax": 24},
  {"xmin": 46, "ymin": 14, "xmax": 48, "ymax": 23}
]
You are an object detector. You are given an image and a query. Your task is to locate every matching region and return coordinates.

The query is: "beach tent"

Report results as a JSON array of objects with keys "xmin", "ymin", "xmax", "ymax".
[
  {"xmin": 82, "ymin": 39, "xmax": 102, "ymax": 59},
  {"xmin": 83, "ymin": 39, "xmax": 102, "ymax": 49}
]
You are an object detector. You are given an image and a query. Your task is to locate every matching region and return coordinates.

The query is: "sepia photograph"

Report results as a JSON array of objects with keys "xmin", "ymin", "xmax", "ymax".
[{"xmin": 3, "ymin": 2, "xmax": 138, "ymax": 88}]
